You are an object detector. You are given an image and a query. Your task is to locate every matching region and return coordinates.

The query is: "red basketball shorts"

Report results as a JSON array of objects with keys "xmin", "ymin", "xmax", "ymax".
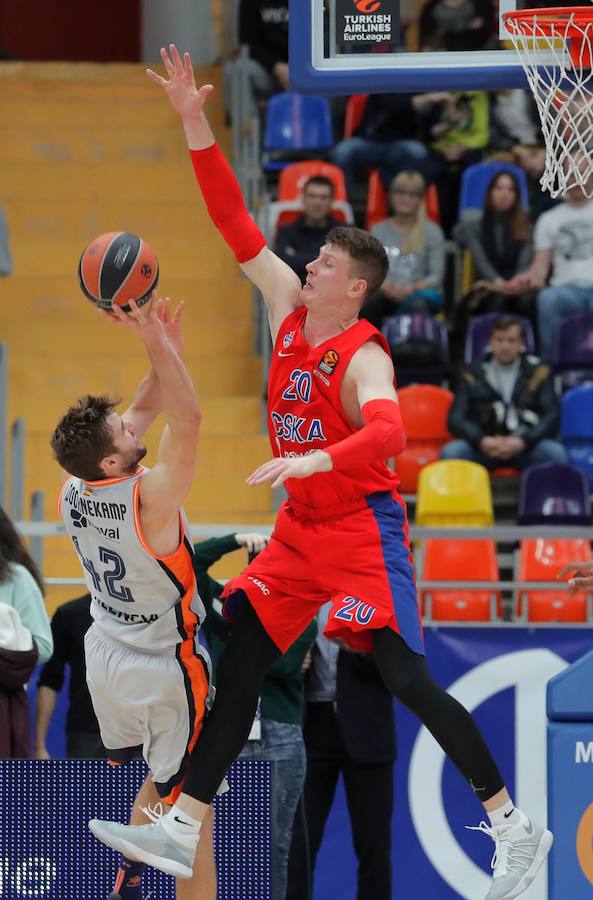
[{"xmin": 221, "ymin": 490, "xmax": 424, "ymax": 654}]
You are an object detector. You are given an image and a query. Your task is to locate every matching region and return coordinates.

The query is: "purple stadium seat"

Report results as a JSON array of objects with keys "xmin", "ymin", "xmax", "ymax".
[
  {"xmin": 382, "ymin": 313, "xmax": 449, "ymax": 387},
  {"xmin": 553, "ymin": 313, "xmax": 593, "ymax": 391},
  {"xmin": 464, "ymin": 313, "xmax": 536, "ymax": 364},
  {"xmin": 517, "ymin": 462, "xmax": 592, "ymax": 526}
]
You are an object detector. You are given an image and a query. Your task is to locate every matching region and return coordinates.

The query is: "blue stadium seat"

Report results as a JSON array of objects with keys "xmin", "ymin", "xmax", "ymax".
[
  {"xmin": 561, "ymin": 385, "xmax": 593, "ymax": 487},
  {"xmin": 464, "ymin": 312, "xmax": 535, "ymax": 363},
  {"xmin": 518, "ymin": 462, "xmax": 592, "ymax": 526},
  {"xmin": 263, "ymin": 92, "xmax": 334, "ymax": 171},
  {"xmin": 458, "ymin": 162, "xmax": 529, "ymax": 217},
  {"xmin": 382, "ymin": 313, "xmax": 449, "ymax": 387},
  {"xmin": 553, "ymin": 313, "xmax": 593, "ymax": 391}
]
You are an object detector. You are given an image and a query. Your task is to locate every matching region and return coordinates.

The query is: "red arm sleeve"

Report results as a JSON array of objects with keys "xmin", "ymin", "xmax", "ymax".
[
  {"xmin": 189, "ymin": 145, "xmax": 267, "ymax": 264},
  {"xmin": 326, "ymin": 399, "xmax": 406, "ymax": 470}
]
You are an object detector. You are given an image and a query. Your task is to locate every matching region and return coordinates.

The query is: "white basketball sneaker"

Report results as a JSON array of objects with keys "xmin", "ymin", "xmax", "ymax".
[
  {"xmin": 467, "ymin": 812, "xmax": 553, "ymax": 899},
  {"xmin": 90, "ymin": 813, "xmax": 197, "ymax": 880}
]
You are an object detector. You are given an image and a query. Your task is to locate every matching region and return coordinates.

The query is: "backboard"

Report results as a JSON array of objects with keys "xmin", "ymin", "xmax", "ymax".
[{"xmin": 289, "ymin": 0, "xmax": 578, "ymax": 93}]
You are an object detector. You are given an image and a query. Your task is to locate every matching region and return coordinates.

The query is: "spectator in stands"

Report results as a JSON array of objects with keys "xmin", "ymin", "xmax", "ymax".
[
  {"xmin": 194, "ymin": 531, "xmax": 317, "ymax": 900},
  {"xmin": 223, "ymin": 0, "xmax": 289, "ymax": 121},
  {"xmin": 489, "ymin": 91, "xmax": 540, "ymax": 152},
  {"xmin": 420, "ymin": 91, "xmax": 490, "ymax": 234},
  {"xmin": 441, "ymin": 315, "xmax": 567, "ymax": 469},
  {"xmin": 508, "ymin": 182, "xmax": 593, "ymax": 360},
  {"xmin": 359, "ymin": 170, "xmax": 445, "ymax": 330},
  {"xmin": 420, "ymin": 0, "xmax": 494, "ymax": 51},
  {"xmin": 451, "ymin": 170, "xmax": 534, "ymax": 344},
  {"xmin": 286, "ymin": 602, "xmax": 397, "ymax": 900},
  {"xmin": 0, "ymin": 205, "xmax": 13, "ymax": 276},
  {"xmin": 275, "ymin": 176, "xmax": 344, "ymax": 284},
  {"xmin": 330, "ymin": 93, "xmax": 429, "ymax": 192},
  {"xmin": 33, "ymin": 593, "xmax": 105, "ymax": 760},
  {"xmin": 0, "ymin": 506, "xmax": 52, "ymax": 757}
]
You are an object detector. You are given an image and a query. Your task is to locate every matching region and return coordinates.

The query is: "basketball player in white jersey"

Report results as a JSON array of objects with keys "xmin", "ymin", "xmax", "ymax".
[{"xmin": 50, "ymin": 295, "xmax": 218, "ymax": 900}]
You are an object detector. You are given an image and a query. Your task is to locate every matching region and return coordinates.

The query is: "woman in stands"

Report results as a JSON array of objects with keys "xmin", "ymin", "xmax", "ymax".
[
  {"xmin": 0, "ymin": 505, "xmax": 52, "ymax": 756},
  {"xmin": 360, "ymin": 170, "xmax": 446, "ymax": 331},
  {"xmin": 451, "ymin": 170, "xmax": 534, "ymax": 350}
]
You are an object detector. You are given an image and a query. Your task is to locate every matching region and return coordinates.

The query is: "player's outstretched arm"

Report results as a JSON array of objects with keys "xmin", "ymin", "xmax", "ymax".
[
  {"xmin": 109, "ymin": 299, "xmax": 201, "ymax": 537},
  {"xmin": 118, "ymin": 293, "xmax": 185, "ymax": 439},
  {"xmin": 147, "ymin": 45, "xmax": 302, "ymax": 342}
]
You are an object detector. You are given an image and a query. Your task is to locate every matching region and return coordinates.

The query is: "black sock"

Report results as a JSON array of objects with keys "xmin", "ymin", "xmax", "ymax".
[{"xmin": 112, "ymin": 857, "xmax": 145, "ymax": 899}]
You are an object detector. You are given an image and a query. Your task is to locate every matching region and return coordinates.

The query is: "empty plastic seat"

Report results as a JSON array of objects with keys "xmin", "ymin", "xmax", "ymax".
[
  {"xmin": 464, "ymin": 313, "xmax": 536, "ymax": 364},
  {"xmin": 382, "ymin": 313, "xmax": 449, "ymax": 388},
  {"xmin": 263, "ymin": 93, "xmax": 334, "ymax": 171},
  {"xmin": 459, "ymin": 161, "xmax": 529, "ymax": 216},
  {"xmin": 561, "ymin": 385, "xmax": 593, "ymax": 488},
  {"xmin": 416, "ymin": 460, "xmax": 494, "ymax": 526},
  {"xmin": 421, "ymin": 539, "xmax": 500, "ymax": 621},
  {"xmin": 552, "ymin": 313, "xmax": 593, "ymax": 391},
  {"xmin": 396, "ymin": 386, "xmax": 453, "ymax": 493},
  {"xmin": 518, "ymin": 463, "xmax": 592, "ymax": 526},
  {"xmin": 278, "ymin": 161, "xmax": 347, "ymax": 201},
  {"xmin": 517, "ymin": 539, "xmax": 592, "ymax": 622}
]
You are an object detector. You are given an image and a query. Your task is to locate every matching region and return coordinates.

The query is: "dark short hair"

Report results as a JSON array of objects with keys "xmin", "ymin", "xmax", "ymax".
[
  {"xmin": 50, "ymin": 394, "xmax": 119, "ymax": 481},
  {"xmin": 303, "ymin": 175, "xmax": 335, "ymax": 195},
  {"xmin": 490, "ymin": 315, "xmax": 526, "ymax": 341},
  {"xmin": 325, "ymin": 226, "xmax": 389, "ymax": 300}
]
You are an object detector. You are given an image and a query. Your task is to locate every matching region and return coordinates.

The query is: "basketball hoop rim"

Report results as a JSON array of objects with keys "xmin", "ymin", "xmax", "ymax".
[{"xmin": 503, "ymin": 6, "xmax": 593, "ymax": 37}]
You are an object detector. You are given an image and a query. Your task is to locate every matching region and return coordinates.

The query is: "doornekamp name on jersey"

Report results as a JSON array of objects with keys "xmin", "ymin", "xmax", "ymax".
[
  {"xmin": 94, "ymin": 593, "xmax": 159, "ymax": 625},
  {"xmin": 64, "ymin": 483, "xmax": 127, "ymax": 521}
]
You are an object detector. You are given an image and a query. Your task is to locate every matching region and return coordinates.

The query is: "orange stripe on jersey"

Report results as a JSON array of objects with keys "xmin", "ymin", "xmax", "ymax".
[
  {"xmin": 56, "ymin": 476, "xmax": 73, "ymax": 518},
  {"xmin": 83, "ymin": 465, "xmax": 145, "ymax": 489},
  {"xmin": 131, "ymin": 478, "xmax": 186, "ymax": 560}
]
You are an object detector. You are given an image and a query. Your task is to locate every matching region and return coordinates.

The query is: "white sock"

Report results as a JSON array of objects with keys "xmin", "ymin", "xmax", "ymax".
[
  {"xmin": 488, "ymin": 799, "xmax": 522, "ymax": 828},
  {"xmin": 161, "ymin": 804, "xmax": 202, "ymax": 848}
]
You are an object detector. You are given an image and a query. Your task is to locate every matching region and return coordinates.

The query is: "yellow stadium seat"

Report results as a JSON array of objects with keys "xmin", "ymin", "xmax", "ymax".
[{"xmin": 416, "ymin": 460, "xmax": 494, "ymax": 527}]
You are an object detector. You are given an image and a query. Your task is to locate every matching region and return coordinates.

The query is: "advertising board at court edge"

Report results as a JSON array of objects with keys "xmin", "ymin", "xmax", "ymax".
[{"xmin": 334, "ymin": 0, "xmax": 400, "ymax": 49}]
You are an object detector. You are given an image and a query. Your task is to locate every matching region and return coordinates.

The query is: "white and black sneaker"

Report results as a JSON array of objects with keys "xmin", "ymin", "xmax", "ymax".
[{"xmin": 468, "ymin": 812, "xmax": 553, "ymax": 899}]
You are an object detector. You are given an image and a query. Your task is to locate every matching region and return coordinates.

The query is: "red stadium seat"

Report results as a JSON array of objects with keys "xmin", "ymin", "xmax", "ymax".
[
  {"xmin": 278, "ymin": 161, "xmax": 348, "ymax": 202},
  {"xmin": 396, "ymin": 386, "xmax": 453, "ymax": 493},
  {"xmin": 421, "ymin": 539, "xmax": 501, "ymax": 621},
  {"xmin": 365, "ymin": 170, "xmax": 440, "ymax": 230},
  {"xmin": 517, "ymin": 539, "xmax": 592, "ymax": 622},
  {"xmin": 343, "ymin": 94, "xmax": 369, "ymax": 139}
]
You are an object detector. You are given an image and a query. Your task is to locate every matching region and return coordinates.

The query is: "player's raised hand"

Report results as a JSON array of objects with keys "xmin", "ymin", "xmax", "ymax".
[
  {"xmin": 246, "ymin": 452, "xmax": 332, "ymax": 489},
  {"xmin": 146, "ymin": 44, "xmax": 213, "ymax": 120},
  {"xmin": 108, "ymin": 294, "xmax": 167, "ymax": 347},
  {"xmin": 557, "ymin": 561, "xmax": 593, "ymax": 595},
  {"xmin": 154, "ymin": 295, "xmax": 185, "ymax": 355}
]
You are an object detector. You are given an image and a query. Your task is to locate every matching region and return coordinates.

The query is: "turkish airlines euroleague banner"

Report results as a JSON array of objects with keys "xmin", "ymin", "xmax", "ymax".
[{"xmin": 334, "ymin": 0, "xmax": 400, "ymax": 52}]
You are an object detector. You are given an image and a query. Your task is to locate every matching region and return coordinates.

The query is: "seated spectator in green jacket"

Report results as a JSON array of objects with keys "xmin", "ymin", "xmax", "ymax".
[
  {"xmin": 441, "ymin": 315, "xmax": 567, "ymax": 470},
  {"xmin": 193, "ymin": 532, "xmax": 317, "ymax": 900}
]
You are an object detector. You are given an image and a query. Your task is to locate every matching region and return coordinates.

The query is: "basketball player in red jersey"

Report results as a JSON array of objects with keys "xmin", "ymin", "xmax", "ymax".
[{"xmin": 90, "ymin": 47, "xmax": 552, "ymax": 900}]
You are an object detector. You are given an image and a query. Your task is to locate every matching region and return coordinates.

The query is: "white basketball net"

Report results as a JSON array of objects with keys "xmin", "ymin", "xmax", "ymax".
[{"xmin": 504, "ymin": 9, "xmax": 593, "ymax": 197}]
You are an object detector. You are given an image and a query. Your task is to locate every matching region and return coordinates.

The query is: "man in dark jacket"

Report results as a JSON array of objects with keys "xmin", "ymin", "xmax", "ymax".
[
  {"xmin": 441, "ymin": 314, "xmax": 567, "ymax": 468},
  {"xmin": 275, "ymin": 176, "xmax": 344, "ymax": 284},
  {"xmin": 330, "ymin": 92, "xmax": 430, "ymax": 190},
  {"xmin": 223, "ymin": 0, "xmax": 289, "ymax": 120}
]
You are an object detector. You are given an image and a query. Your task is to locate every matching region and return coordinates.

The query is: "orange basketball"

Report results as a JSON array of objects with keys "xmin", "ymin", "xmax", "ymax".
[{"xmin": 78, "ymin": 231, "xmax": 159, "ymax": 312}]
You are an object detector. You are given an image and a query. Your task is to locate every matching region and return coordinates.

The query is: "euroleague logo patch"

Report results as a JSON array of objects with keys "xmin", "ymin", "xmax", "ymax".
[
  {"xmin": 318, "ymin": 349, "xmax": 339, "ymax": 376},
  {"xmin": 352, "ymin": 0, "xmax": 381, "ymax": 12}
]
